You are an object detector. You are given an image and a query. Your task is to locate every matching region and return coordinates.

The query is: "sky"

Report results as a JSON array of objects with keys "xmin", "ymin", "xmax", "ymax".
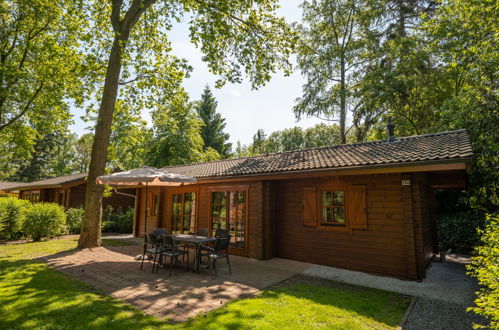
[{"xmin": 70, "ymin": 0, "xmax": 324, "ymax": 146}]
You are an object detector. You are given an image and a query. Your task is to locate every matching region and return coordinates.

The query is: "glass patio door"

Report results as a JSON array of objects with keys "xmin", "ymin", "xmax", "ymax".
[
  {"xmin": 170, "ymin": 192, "xmax": 196, "ymax": 234},
  {"xmin": 211, "ymin": 190, "xmax": 246, "ymax": 249}
]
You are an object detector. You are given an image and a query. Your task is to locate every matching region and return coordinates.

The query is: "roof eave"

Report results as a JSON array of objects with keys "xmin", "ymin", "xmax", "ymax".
[
  {"xmin": 194, "ymin": 157, "xmax": 473, "ymax": 183},
  {"xmin": 4, "ymin": 177, "xmax": 87, "ymax": 192}
]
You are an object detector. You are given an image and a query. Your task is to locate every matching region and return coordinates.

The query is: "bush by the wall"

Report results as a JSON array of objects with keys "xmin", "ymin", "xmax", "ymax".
[
  {"xmin": 101, "ymin": 206, "xmax": 134, "ymax": 233},
  {"xmin": 66, "ymin": 207, "xmax": 84, "ymax": 234},
  {"xmin": 468, "ymin": 214, "xmax": 499, "ymax": 329},
  {"xmin": 437, "ymin": 211, "xmax": 485, "ymax": 253},
  {"xmin": 0, "ymin": 197, "xmax": 31, "ymax": 240},
  {"xmin": 23, "ymin": 203, "xmax": 67, "ymax": 241}
]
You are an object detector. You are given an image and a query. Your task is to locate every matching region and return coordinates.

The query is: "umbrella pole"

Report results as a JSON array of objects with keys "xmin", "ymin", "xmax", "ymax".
[{"xmin": 144, "ymin": 182, "xmax": 148, "ymax": 236}]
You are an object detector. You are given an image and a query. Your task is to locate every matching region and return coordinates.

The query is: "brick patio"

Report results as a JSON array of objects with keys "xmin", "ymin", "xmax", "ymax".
[{"xmin": 42, "ymin": 244, "xmax": 311, "ymax": 323}]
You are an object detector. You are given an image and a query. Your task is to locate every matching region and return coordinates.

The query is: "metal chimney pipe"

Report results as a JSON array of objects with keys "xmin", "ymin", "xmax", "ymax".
[{"xmin": 387, "ymin": 117, "xmax": 395, "ymax": 142}]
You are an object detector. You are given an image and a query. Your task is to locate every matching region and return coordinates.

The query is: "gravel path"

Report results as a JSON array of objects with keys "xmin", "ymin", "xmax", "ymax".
[{"xmin": 404, "ymin": 297, "xmax": 487, "ymax": 329}]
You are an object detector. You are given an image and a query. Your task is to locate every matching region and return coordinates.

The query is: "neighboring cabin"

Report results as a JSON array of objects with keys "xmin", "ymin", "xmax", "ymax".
[
  {"xmin": 132, "ymin": 129, "xmax": 472, "ymax": 281},
  {"xmin": 4, "ymin": 173, "xmax": 135, "ymax": 211},
  {"xmin": 0, "ymin": 181, "xmax": 22, "ymax": 197}
]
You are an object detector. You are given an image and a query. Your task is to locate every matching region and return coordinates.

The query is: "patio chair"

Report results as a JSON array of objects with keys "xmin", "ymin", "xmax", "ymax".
[
  {"xmin": 199, "ymin": 235, "xmax": 232, "ymax": 277},
  {"xmin": 157, "ymin": 234, "xmax": 189, "ymax": 276},
  {"xmin": 152, "ymin": 228, "xmax": 167, "ymax": 237},
  {"xmin": 140, "ymin": 233, "xmax": 162, "ymax": 272},
  {"xmin": 196, "ymin": 228, "xmax": 209, "ymax": 237},
  {"xmin": 215, "ymin": 228, "xmax": 229, "ymax": 237}
]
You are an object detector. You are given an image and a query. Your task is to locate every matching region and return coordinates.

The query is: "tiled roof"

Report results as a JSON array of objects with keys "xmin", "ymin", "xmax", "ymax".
[
  {"xmin": 0, "ymin": 181, "xmax": 24, "ymax": 191},
  {"xmin": 162, "ymin": 130, "xmax": 472, "ymax": 179},
  {"xmin": 5, "ymin": 173, "xmax": 87, "ymax": 191}
]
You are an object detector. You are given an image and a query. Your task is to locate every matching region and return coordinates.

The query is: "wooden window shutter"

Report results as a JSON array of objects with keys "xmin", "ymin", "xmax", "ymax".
[
  {"xmin": 348, "ymin": 185, "xmax": 367, "ymax": 229},
  {"xmin": 303, "ymin": 187, "xmax": 317, "ymax": 227}
]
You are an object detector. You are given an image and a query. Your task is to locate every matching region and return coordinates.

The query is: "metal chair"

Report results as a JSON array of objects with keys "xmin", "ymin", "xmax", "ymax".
[
  {"xmin": 196, "ymin": 228, "xmax": 209, "ymax": 236},
  {"xmin": 215, "ymin": 228, "xmax": 229, "ymax": 237},
  {"xmin": 199, "ymin": 235, "xmax": 232, "ymax": 277},
  {"xmin": 140, "ymin": 233, "xmax": 161, "ymax": 272},
  {"xmin": 157, "ymin": 234, "xmax": 189, "ymax": 276},
  {"xmin": 152, "ymin": 228, "xmax": 167, "ymax": 237}
]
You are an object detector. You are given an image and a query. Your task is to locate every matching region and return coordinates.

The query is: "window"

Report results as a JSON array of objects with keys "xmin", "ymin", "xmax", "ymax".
[
  {"xmin": 152, "ymin": 194, "xmax": 159, "ymax": 216},
  {"xmin": 321, "ymin": 190, "xmax": 345, "ymax": 226},
  {"xmin": 170, "ymin": 192, "xmax": 196, "ymax": 234},
  {"xmin": 57, "ymin": 191, "xmax": 65, "ymax": 206},
  {"xmin": 211, "ymin": 191, "xmax": 246, "ymax": 249},
  {"xmin": 31, "ymin": 193, "xmax": 40, "ymax": 202}
]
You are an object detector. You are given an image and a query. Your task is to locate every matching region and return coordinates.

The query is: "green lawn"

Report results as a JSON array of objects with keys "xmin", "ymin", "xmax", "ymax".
[{"xmin": 0, "ymin": 238, "xmax": 411, "ymax": 329}]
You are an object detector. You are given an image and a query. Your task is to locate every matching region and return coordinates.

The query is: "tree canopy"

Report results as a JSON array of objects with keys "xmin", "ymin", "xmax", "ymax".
[{"xmin": 195, "ymin": 85, "xmax": 232, "ymax": 158}]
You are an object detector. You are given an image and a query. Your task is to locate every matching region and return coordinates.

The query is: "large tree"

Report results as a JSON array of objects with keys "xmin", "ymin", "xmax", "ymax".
[
  {"xmin": 294, "ymin": 0, "xmax": 372, "ymax": 144},
  {"xmin": 0, "ymin": 0, "xmax": 87, "ymax": 164},
  {"xmin": 79, "ymin": 0, "xmax": 296, "ymax": 248},
  {"xmin": 146, "ymin": 91, "xmax": 214, "ymax": 167},
  {"xmin": 353, "ymin": 0, "xmax": 440, "ymax": 139},
  {"xmin": 196, "ymin": 85, "xmax": 232, "ymax": 158}
]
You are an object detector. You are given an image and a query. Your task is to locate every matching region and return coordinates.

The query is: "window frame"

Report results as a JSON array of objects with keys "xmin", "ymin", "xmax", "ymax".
[
  {"xmin": 208, "ymin": 185, "xmax": 249, "ymax": 255},
  {"xmin": 167, "ymin": 188, "xmax": 198, "ymax": 235},
  {"xmin": 319, "ymin": 189, "xmax": 347, "ymax": 227}
]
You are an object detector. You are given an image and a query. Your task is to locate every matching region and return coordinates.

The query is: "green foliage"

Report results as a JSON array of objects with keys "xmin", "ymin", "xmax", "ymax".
[
  {"xmin": 75, "ymin": 133, "xmax": 93, "ymax": 173},
  {"xmin": 108, "ymin": 101, "xmax": 151, "ymax": 170},
  {"xmin": 195, "ymin": 85, "xmax": 232, "ymax": 158},
  {"xmin": 10, "ymin": 130, "xmax": 81, "ymax": 181},
  {"xmin": 437, "ymin": 211, "xmax": 485, "ymax": 253},
  {"xmin": 66, "ymin": 207, "xmax": 84, "ymax": 235},
  {"xmin": 468, "ymin": 214, "xmax": 499, "ymax": 329},
  {"xmin": 245, "ymin": 124, "xmax": 345, "ymax": 156},
  {"xmin": 0, "ymin": 197, "xmax": 30, "ymax": 240},
  {"xmin": 0, "ymin": 0, "xmax": 90, "ymax": 179},
  {"xmin": 295, "ymin": 0, "xmax": 373, "ymax": 143},
  {"xmin": 23, "ymin": 203, "xmax": 67, "ymax": 241},
  {"xmin": 101, "ymin": 206, "xmax": 134, "ymax": 234},
  {"xmin": 146, "ymin": 91, "xmax": 211, "ymax": 167}
]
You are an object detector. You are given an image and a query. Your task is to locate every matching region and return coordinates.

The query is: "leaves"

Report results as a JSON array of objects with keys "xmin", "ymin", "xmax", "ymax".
[
  {"xmin": 468, "ymin": 214, "xmax": 499, "ymax": 328},
  {"xmin": 195, "ymin": 85, "xmax": 232, "ymax": 158}
]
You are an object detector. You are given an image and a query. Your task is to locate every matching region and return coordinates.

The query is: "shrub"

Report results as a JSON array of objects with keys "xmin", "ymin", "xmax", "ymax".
[
  {"xmin": 0, "ymin": 197, "xmax": 31, "ymax": 240},
  {"xmin": 468, "ymin": 214, "xmax": 499, "ymax": 329},
  {"xmin": 437, "ymin": 211, "xmax": 485, "ymax": 253},
  {"xmin": 101, "ymin": 206, "xmax": 134, "ymax": 233},
  {"xmin": 66, "ymin": 207, "xmax": 84, "ymax": 234},
  {"xmin": 23, "ymin": 203, "xmax": 67, "ymax": 241}
]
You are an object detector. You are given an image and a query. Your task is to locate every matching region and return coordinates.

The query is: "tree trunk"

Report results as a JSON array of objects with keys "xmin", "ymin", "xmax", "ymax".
[
  {"xmin": 339, "ymin": 58, "xmax": 346, "ymax": 144},
  {"xmin": 78, "ymin": 38, "xmax": 122, "ymax": 249}
]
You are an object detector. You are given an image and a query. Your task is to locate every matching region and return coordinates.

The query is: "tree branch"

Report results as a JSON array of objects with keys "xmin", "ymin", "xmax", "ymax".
[{"xmin": 0, "ymin": 81, "xmax": 44, "ymax": 131}]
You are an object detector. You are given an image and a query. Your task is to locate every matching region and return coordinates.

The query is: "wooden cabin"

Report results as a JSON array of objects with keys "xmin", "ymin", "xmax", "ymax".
[
  {"xmin": 0, "ymin": 181, "xmax": 22, "ymax": 197},
  {"xmin": 5, "ymin": 173, "xmax": 135, "ymax": 211},
  {"xmin": 133, "ymin": 129, "xmax": 472, "ymax": 280}
]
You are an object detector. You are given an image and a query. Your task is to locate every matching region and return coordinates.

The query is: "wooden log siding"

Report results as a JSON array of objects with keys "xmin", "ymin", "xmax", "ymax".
[{"xmin": 275, "ymin": 174, "xmax": 412, "ymax": 279}]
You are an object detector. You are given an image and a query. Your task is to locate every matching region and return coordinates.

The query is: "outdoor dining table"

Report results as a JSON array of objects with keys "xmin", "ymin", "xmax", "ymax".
[{"xmin": 171, "ymin": 234, "xmax": 216, "ymax": 273}]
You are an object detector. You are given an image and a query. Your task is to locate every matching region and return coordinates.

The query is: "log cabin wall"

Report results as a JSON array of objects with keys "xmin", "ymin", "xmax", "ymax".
[
  {"xmin": 410, "ymin": 173, "xmax": 435, "ymax": 279},
  {"xmin": 274, "ymin": 173, "xmax": 415, "ymax": 279}
]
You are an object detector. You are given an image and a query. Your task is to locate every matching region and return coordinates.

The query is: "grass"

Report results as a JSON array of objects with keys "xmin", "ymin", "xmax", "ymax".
[{"xmin": 0, "ymin": 237, "xmax": 411, "ymax": 329}]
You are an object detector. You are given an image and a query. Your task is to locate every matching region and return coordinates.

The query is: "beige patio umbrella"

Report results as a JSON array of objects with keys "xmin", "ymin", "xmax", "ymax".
[{"xmin": 96, "ymin": 166, "xmax": 196, "ymax": 235}]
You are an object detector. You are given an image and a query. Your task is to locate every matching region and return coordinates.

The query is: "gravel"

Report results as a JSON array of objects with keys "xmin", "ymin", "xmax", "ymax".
[{"xmin": 403, "ymin": 298, "xmax": 488, "ymax": 329}]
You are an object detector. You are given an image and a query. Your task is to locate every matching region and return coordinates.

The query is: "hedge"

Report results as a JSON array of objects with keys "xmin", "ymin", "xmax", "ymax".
[
  {"xmin": 0, "ymin": 197, "xmax": 31, "ymax": 240},
  {"xmin": 468, "ymin": 214, "xmax": 499, "ymax": 329},
  {"xmin": 23, "ymin": 203, "xmax": 67, "ymax": 241}
]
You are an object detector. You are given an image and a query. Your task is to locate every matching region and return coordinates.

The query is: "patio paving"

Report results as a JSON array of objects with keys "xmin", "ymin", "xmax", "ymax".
[{"xmin": 41, "ymin": 244, "xmax": 311, "ymax": 323}]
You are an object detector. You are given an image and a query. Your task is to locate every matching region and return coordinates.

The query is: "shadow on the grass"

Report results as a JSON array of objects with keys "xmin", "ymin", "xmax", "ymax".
[{"xmin": 0, "ymin": 255, "xmax": 165, "ymax": 329}]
